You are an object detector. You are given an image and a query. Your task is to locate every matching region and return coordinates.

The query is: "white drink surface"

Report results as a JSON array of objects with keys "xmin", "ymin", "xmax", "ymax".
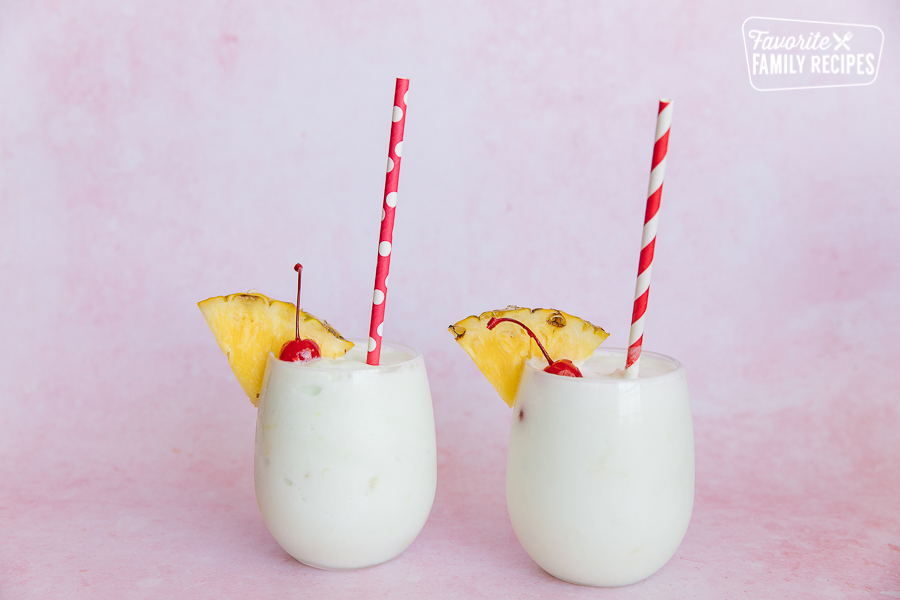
[
  {"xmin": 507, "ymin": 348, "xmax": 694, "ymax": 587},
  {"xmin": 254, "ymin": 342, "xmax": 437, "ymax": 570},
  {"xmin": 573, "ymin": 350, "xmax": 679, "ymax": 379}
]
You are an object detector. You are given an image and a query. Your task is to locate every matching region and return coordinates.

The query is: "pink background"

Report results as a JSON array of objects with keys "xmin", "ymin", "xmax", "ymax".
[{"xmin": 1, "ymin": 1, "xmax": 898, "ymax": 597}]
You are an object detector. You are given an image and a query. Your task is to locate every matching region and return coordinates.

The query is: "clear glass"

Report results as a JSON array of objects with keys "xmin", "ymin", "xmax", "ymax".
[
  {"xmin": 254, "ymin": 342, "xmax": 437, "ymax": 570},
  {"xmin": 506, "ymin": 348, "xmax": 694, "ymax": 587}
]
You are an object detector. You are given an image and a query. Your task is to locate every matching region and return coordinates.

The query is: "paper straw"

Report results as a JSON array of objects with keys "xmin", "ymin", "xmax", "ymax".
[
  {"xmin": 625, "ymin": 99, "xmax": 673, "ymax": 378},
  {"xmin": 366, "ymin": 78, "xmax": 409, "ymax": 365}
]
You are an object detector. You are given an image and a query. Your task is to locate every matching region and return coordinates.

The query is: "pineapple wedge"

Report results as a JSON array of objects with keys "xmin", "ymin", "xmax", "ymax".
[
  {"xmin": 449, "ymin": 306, "xmax": 609, "ymax": 407},
  {"xmin": 198, "ymin": 292, "xmax": 353, "ymax": 405}
]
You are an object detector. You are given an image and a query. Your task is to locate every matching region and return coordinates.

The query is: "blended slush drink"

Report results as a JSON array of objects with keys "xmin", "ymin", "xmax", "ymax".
[
  {"xmin": 255, "ymin": 343, "xmax": 437, "ymax": 570},
  {"xmin": 506, "ymin": 348, "xmax": 694, "ymax": 586}
]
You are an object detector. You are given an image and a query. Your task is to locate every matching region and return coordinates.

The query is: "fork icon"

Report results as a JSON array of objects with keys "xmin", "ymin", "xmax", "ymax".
[{"xmin": 833, "ymin": 32, "xmax": 853, "ymax": 50}]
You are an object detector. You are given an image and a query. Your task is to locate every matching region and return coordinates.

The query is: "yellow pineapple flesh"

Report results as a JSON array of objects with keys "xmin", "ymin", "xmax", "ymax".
[
  {"xmin": 449, "ymin": 306, "xmax": 609, "ymax": 407},
  {"xmin": 198, "ymin": 292, "xmax": 353, "ymax": 405}
]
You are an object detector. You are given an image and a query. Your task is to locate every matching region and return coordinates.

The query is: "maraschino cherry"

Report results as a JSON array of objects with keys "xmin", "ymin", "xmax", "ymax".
[
  {"xmin": 279, "ymin": 264, "xmax": 321, "ymax": 363},
  {"xmin": 486, "ymin": 317, "xmax": 583, "ymax": 378}
]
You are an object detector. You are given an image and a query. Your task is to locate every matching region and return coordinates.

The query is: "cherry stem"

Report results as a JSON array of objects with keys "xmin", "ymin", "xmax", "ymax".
[
  {"xmin": 294, "ymin": 263, "xmax": 303, "ymax": 341},
  {"xmin": 487, "ymin": 317, "xmax": 555, "ymax": 366}
]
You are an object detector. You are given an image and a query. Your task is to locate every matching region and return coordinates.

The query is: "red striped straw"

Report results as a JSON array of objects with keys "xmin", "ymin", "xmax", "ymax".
[
  {"xmin": 625, "ymin": 99, "xmax": 673, "ymax": 378},
  {"xmin": 366, "ymin": 78, "xmax": 409, "ymax": 365}
]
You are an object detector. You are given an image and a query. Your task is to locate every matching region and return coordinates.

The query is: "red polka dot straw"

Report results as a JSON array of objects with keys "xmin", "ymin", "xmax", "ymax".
[
  {"xmin": 366, "ymin": 78, "xmax": 409, "ymax": 366},
  {"xmin": 625, "ymin": 99, "xmax": 673, "ymax": 378}
]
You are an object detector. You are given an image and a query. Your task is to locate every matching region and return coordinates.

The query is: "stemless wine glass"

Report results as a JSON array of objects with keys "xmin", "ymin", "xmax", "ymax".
[
  {"xmin": 506, "ymin": 348, "xmax": 694, "ymax": 587},
  {"xmin": 254, "ymin": 342, "xmax": 436, "ymax": 570}
]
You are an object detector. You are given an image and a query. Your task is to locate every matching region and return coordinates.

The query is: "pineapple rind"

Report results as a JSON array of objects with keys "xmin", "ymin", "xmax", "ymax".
[
  {"xmin": 198, "ymin": 292, "xmax": 353, "ymax": 406},
  {"xmin": 449, "ymin": 305, "xmax": 609, "ymax": 407}
]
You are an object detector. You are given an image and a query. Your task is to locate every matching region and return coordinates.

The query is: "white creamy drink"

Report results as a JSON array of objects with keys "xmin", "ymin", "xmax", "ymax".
[
  {"xmin": 506, "ymin": 348, "xmax": 694, "ymax": 587},
  {"xmin": 254, "ymin": 342, "xmax": 436, "ymax": 570}
]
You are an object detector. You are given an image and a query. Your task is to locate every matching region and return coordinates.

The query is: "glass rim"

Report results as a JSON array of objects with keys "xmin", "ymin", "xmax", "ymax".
[
  {"xmin": 265, "ymin": 339, "xmax": 422, "ymax": 373},
  {"xmin": 524, "ymin": 346, "xmax": 685, "ymax": 384}
]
